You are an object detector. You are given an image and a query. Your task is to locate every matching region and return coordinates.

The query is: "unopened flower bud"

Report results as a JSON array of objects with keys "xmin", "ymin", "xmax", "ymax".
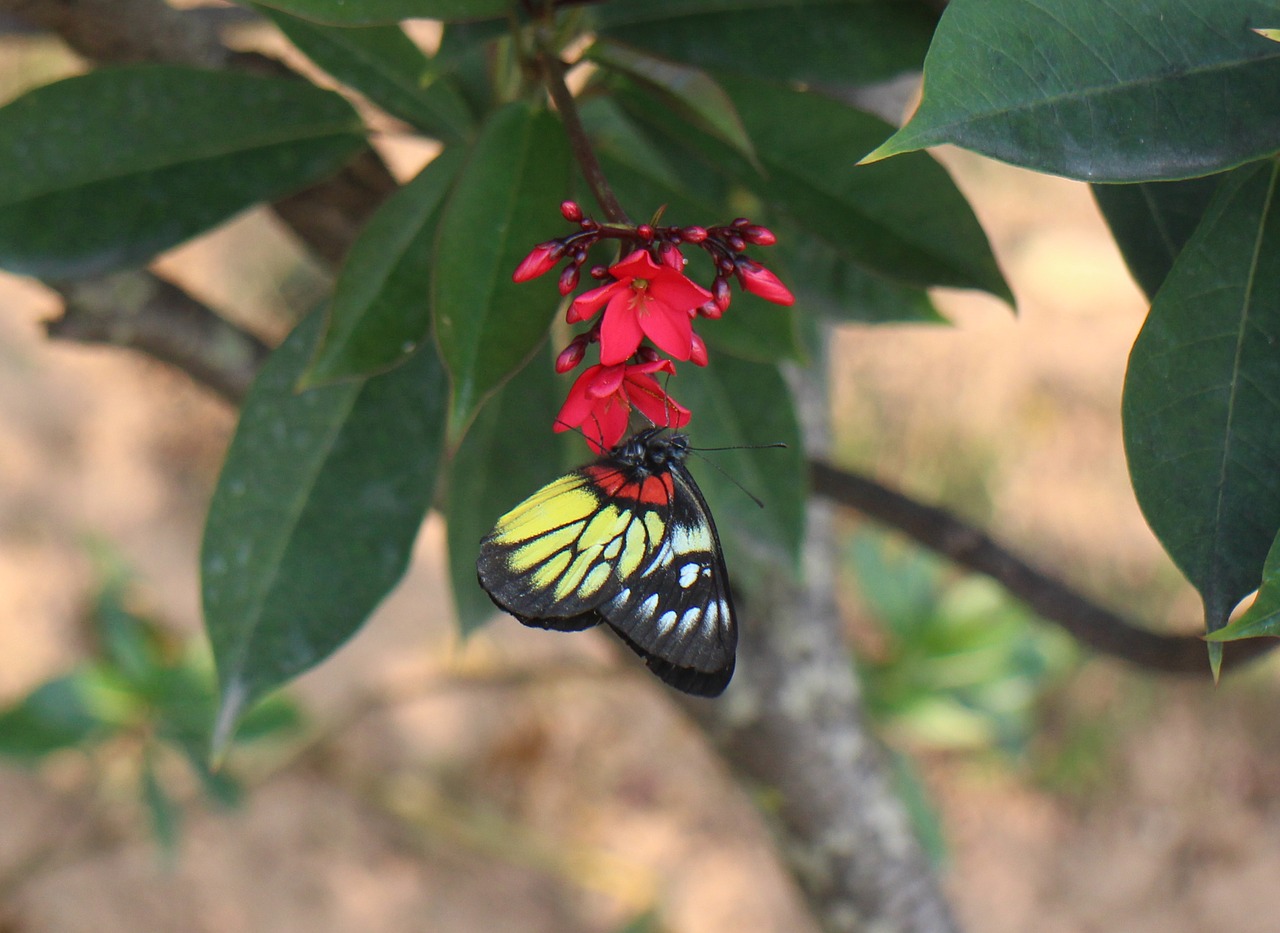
[
  {"xmin": 712, "ymin": 277, "xmax": 732, "ymax": 313},
  {"xmin": 658, "ymin": 242, "xmax": 684, "ymax": 270},
  {"xmin": 698, "ymin": 300, "xmax": 723, "ymax": 320},
  {"xmin": 741, "ymin": 224, "xmax": 776, "ymax": 246},
  {"xmin": 558, "ymin": 264, "xmax": 580, "ymax": 296},
  {"xmin": 731, "ymin": 217, "xmax": 750, "ymax": 227},
  {"xmin": 681, "ymin": 225, "xmax": 708, "ymax": 243},
  {"xmin": 555, "ymin": 337, "xmax": 587, "ymax": 373},
  {"xmin": 636, "ymin": 224, "xmax": 654, "ymax": 241},
  {"xmin": 635, "ymin": 345, "xmax": 661, "ymax": 364},
  {"xmin": 736, "ymin": 258, "xmax": 795, "ymax": 306},
  {"xmin": 726, "ymin": 234, "xmax": 746, "ymax": 252},
  {"xmin": 590, "ymin": 264, "xmax": 609, "ymax": 279},
  {"xmin": 560, "ymin": 200, "xmax": 583, "ymax": 222},
  {"xmin": 512, "ymin": 241, "xmax": 562, "ymax": 282},
  {"xmin": 689, "ymin": 333, "xmax": 709, "ymax": 367}
]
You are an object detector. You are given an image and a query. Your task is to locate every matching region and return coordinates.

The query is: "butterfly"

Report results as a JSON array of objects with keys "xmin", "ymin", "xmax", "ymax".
[{"xmin": 476, "ymin": 427, "xmax": 736, "ymax": 696}]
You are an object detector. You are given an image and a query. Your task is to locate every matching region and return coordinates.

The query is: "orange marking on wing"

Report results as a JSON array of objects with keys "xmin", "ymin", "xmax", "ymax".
[{"xmin": 583, "ymin": 465, "xmax": 673, "ymax": 505}]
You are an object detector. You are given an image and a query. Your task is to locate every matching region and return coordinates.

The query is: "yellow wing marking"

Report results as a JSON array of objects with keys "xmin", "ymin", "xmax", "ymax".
[
  {"xmin": 493, "ymin": 484, "xmax": 598, "ymax": 545},
  {"xmin": 617, "ymin": 515, "xmax": 654, "ymax": 579},
  {"xmin": 552, "ymin": 506, "xmax": 631, "ymax": 599},
  {"xmin": 508, "ymin": 520, "xmax": 584, "ymax": 573},
  {"xmin": 643, "ymin": 512, "xmax": 665, "ymax": 547}
]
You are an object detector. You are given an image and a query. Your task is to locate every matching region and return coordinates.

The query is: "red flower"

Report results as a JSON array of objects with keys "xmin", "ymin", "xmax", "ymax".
[
  {"xmin": 736, "ymin": 258, "xmax": 795, "ymax": 306},
  {"xmin": 567, "ymin": 250, "xmax": 712, "ymax": 365},
  {"xmin": 554, "ymin": 360, "xmax": 691, "ymax": 453}
]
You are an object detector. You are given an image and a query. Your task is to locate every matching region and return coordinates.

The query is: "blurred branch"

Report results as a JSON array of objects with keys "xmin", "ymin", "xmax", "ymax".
[
  {"xmin": 693, "ymin": 500, "xmax": 961, "ymax": 933},
  {"xmin": 45, "ymin": 271, "xmax": 270, "ymax": 405},
  {"xmin": 810, "ymin": 461, "xmax": 1274, "ymax": 674}
]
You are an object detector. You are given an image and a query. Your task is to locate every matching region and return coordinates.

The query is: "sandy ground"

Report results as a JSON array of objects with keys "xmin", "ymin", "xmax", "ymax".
[{"xmin": 4, "ymin": 106, "xmax": 1280, "ymax": 933}]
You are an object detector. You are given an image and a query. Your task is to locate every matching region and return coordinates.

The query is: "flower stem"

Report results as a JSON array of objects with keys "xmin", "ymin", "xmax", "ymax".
[{"xmin": 537, "ymin": 47, "xmax": 630, "ymax": 225}]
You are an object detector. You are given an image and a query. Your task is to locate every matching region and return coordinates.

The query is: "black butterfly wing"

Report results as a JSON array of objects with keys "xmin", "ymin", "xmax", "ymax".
[
  {"xmin": 597, "ymin": 463, "xmax": 737, "ymax": 697},
  {"xmin": 477, "ymin": 469, "xmax": 665, "ymax": 631}
]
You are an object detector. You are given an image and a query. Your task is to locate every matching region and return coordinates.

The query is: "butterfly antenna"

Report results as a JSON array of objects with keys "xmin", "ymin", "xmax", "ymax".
[{"xmin": 686, "ymin": 443, "xmax": 786, "ymax": 509}]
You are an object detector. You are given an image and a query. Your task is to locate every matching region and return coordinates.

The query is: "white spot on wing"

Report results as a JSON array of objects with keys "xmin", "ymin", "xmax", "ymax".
[
  {"xmin": 671, "ymin": 522, "xmax": 712, "ymax": 555},
  {"xmin": 640, "ymin": 594, "xmax": 659, "ymax": 617},
  {"xmin": 679, "ymin": 562, "xmax": 700, "ymax": 588},
  {"xmin": 658, "ymin": 610, "xmax": 678, "ymax": 634},
  {"xmin": 678, "ymin": 607, "xmax": 701, "ymax": 636}
]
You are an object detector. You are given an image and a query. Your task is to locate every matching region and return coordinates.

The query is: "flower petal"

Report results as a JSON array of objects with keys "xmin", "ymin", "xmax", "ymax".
[
  {"xmin": 554, "ymin": 366, "xmax": 602, "ymax": 431},
  {"xmin": 567, "ymin": 279, "xmax": 626, "ymax": 323},
  {"xmin": 649, "ymin": 267, "xmax": 712, "ymax": 313},
  {"xmin": 626, "ymin": 373, "xmax": 691, "ymax": 429},
  {"xmin": 638, "ymin": 297, "xmax": 693, "ymax": 361},
  {"xmin": 609, "ymin": 249, "xmax": 661, "ymax": 280},
  {"xmin": 599, "ymin": 292, "xmax": 645, "ymax": 364},
  {"xmin": 586, "ymin": 362, "xmax": 625, "ymax": 397}
]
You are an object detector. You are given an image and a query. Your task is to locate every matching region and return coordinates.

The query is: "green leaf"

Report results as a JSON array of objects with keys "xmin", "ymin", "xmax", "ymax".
[
  {"xmin": 865, "ymin": 0, "xmax": 1280, "ymax": 181},
  {"xmin": 1093, "ymin": 176, "xmax": 1223, "ymax": 299},
  {"xmin": 304, "ymin": 148, "xmax": 465, "ymax": 386},
  {"xmin": 1208, "ymin": 532, "xmax": 1280, "ymax": 641},
  {"xmin": 251, "ymin": 0, "xmax": 510, "ymax": 25},
  {"xmin": 445, "ymin": 354, "xmax": 566, "ymax": 635},
  {"xmin": 624, "ymin": 73, "xmax": 1009, "ymax": 299},
  {"xmin": 0, "ymin": 674, "xmax": 109, "ymax": 759},
  {"xmin": 778, "ymin": 230, "xmax": 944, "ymax": 325},
  {"xmin": 256, "ymin": 6, "xmax": 475, "ymax": 142},
  {"xmin": 1123, "ymin": 160, "xmax": 1280, "ymax": 635},
  {"xmin": 0, "ymin": 65, "xmax": 365, "ymax": 279},
  {"xmin": 586, "ymin": 40, "xmax": 758, "ymax": 168},
  {"xmin": 203, "ymin": 309, "xmax": 447, "ymax": 745},
  {"xmin": 431, "ymin": 102, "xmax": 571, "ymax": 441},
  {"xmin": 675, "ymin": 355, "xmax": 807, "ymax": 568},
  {"xmin": 594, "ymin": 0, "xmax": 938, "ymax": 86},
  {"xmin": 141, "ymin": 751, "xmax": 182, "ymax": 863}
]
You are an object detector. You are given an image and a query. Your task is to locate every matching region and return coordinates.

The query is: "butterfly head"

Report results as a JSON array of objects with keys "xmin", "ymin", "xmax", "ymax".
[{"xmin": 611, "ymin": 427, "xmax": 690, "ymax": 477}]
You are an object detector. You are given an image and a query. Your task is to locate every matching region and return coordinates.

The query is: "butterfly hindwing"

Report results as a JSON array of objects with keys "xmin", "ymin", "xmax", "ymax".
[
  {"xmin": 598, "ymin": 464, "xmax": 736, "ymax": 696},
  {"xmin": 476, "ymin": 429, "xmax": 737, "ymax": 696}
]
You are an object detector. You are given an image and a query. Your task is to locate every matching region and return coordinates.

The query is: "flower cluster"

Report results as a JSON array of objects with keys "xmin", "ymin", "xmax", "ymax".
[{"xmin": 513, "ymin": 201, "xmax": 794, "ymax": 452}]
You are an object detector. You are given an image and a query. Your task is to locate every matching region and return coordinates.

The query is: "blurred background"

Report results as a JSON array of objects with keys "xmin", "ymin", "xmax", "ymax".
[{"xmin": 4, "ymin": 18, "xmax": 1280, "ymax": 933}]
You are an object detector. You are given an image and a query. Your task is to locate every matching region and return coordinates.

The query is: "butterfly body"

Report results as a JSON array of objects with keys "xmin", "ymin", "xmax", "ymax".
[{"xmin": 477, "ymin": 428, "xmax": 736, "ymax": 696}]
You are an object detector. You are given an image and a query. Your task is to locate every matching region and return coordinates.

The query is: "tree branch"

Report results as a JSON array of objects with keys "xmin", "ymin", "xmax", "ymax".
[
  {"xmin": 45, "ymin": 271, "xmax": 270, "ymax": 405},
  {"xmin": 811, "ymin": 461, "xmax": 1273, "ymax": 674}
]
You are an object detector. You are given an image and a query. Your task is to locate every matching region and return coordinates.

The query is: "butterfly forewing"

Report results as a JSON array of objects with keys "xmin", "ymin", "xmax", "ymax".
[{"xmin": 476, "ymin": 429, "xmax": 738, "ymax": 696}]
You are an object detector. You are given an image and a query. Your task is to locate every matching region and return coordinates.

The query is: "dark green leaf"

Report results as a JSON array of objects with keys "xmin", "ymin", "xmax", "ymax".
[
  {"xmin": 432, "ymin": 102, "xmax": 571, "ymax": 440},
  {"xmin": 703, "ymin": 289, "xmax": 804, "ymax": 364},
  {"xmin": 866, "ymin": 0, "xmax": 1280, "ymax": 181},
  {"xmin": 1123, "ymin": 161, "xmax": 1280, "ymax": 637},
  {"xmin": 257, "ymin": 6, "xmax": 475, "ymax": 142},
  {"xmin": 619, "ymin": 75, "xmax": 1010, "ymax": 299},
  {"xmin": 251, "ymin": 0, "xmax": 509, "ymax": 25},
  {"xmin": 586, "ymin": 40, "xmax": 757, "ymax": 167},
  {"xmin": 1207, "ymin": 532, "xmax": 1280, "ymax": 641},
  {"xmin": 0, "ymin": 674, "xmax": 110, "ymax": 759},
  {"xmin": 1092, "ymin": 177, "xmax": 1223, "ymax": 299},
  {"xmin": 445, "ymin": 354, "xmax": 567, "ymax": 634},
  {"xmin": 0, "ymin": 65, "xmax": 365, "ymax": 278},
  {"xmin": 594, "ymin": 0, "xmax": 938, "ymax": 86},
  {"xmin": 203, "ymin": 310, "xmax": 447, "ymax": 745},
  {"xmin": 304, "ymin": 148, "xmax": 465, "ymax": 386},
  {"xmin": 675, "ymin": 355, "xmax": 806, "ymax": 568}
]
